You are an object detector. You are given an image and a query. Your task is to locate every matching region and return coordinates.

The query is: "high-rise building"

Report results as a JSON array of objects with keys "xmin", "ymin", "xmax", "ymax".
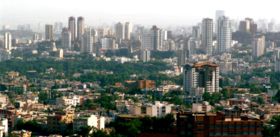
[
  {"xmin": 54, "ymin": 22, "xmax": 63, "ymax": 33},
  {"xmin": 77, "ymin": 16, "xmax": 85, "ymax": 41},
  {"xmin": 61, "ymin": 28, "xmax": 72, "ymax": 50},
  {"xmin": 68, "ymin": 16, "xmax": 76, "ymax": 42},
  {"xmin": 239, "ymin": 18, "xmax": 257, "ymax": 34},
  {"xmin": 215, "ymin": 10, "xmax": 225, "ymax": 33},
  {"xmin": 141, "ymin": 30, "xmax": 153, "ymax": 50},
  {"xmin": 202, "ymin": 18, "xmax": 213, "ymax": 55},
  {"xmin": 4, "ymin": 32, "xmax": 12, "ymax": 51},
  {"xmin": 45, "ymin": 24, "xmax": 54, "ymax": 41},
  {"xmin": 217, "ymin": 16, "xmax": 231, "ymax": 53},
  {"xmin": 151, "ymin": 25, "xmax": 163, "ymax": 51},
  {"xmin": 115, "ymin": 22, "xmax": 125, "ymax": 41},
  {"xmin": 183, "ymin": 62, "xmax": 219, "ymax": 102},
  {"xmin": 124, "ymin": 22, "xmax": 132, "ymax": 40},
  {"xmin": 192, "ymin": 26, "xmax": 201, "ymax": 40},
  {"xmin": 252, "ymin": 35, "xmax": 265, "ymax": 57},
  {"xmin": 81, "ymin": 28, "xmax": 94, "ymax": 53},
  {"xmin": 177, "ymin": 50, "xmax": 186, "ymax": 66},
  {"xmin": 140, "ymin": 50, "xmax": 151, "ymax": 62},
  {"xmin": 140, "ymin": 26, "xmax": 163, "ymax": 51},
  {"xmin": 101, "ymin": 37, "xmax": 116, "ymax": 50}
]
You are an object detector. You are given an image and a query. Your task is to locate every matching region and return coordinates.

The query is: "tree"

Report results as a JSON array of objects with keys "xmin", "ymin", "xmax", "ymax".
[
  {"xmin": 76, "ymin": 126, "xmax": 92, "ymax": 137},
  {"xmin": 263, "ymin": 115, "xmax": 280, "ymax": 137},
  {"xmin": 203, "ymin": 92, "xmax": 222, "ymax": 105}
]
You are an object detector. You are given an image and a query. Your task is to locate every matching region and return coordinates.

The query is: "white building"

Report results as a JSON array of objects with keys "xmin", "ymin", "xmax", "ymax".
[
  {"xmin": 252, "ymin": 35, "xmax": 265, "ymax": 57},
  {"xmin": 217, "ymin": 16, "xmax": 232, "ymax": 53},
  {"xmin": 73, "ymin": 115, "xmax": 105, "ymax": 132},
  {"xmin": 130, "ymin": 101, "xmax": 173, "ymax": 117},
  {"xmin": 0, "ymin": 118, "xmax": 8, "ymax": 137},
  {"xmin": 4, "ymin": 32, "xmax": 12, "ymax": 51},
  {"xmin": 192, "ymin": 102, "xmax": 213, "ymax": 112},
  {"xmin": 56, "ymin": 95, "xmax": 81, "ymax": 107}
]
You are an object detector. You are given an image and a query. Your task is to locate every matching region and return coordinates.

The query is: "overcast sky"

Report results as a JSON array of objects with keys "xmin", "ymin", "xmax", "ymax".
[{"xmin": 0, "ymin": 0, "xmax": 279, "ymax": 27}]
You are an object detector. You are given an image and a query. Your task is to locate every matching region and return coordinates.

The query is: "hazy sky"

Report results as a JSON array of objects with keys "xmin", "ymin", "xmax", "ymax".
[{"xmin": 0, "ymin": 0, "xmax": 279, "ymax": 27}]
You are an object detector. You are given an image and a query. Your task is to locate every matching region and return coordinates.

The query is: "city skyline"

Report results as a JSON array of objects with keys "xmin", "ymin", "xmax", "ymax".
[{"xmin": 1, "ymin": 0, "xmax": 280, "ymax": 27}]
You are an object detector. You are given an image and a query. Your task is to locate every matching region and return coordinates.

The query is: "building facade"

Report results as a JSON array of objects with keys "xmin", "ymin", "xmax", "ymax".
[
  {"xmin": 217, "ymin": 16, "xmax": 232, "ymax": 53},
  {"xmin": 4, "ymin": 32, "xmax": 12, "ymax": 51},
  {"xmin": 45, "ymin": 24, "xmax": 54, "ymax": 41},
  {"xmin": 252, "ymin": 35, "xmax": 265, "ymax": 57},
  {"xmin": 68, "ymin": 16, "xmax": 76, "ymax": 42},
  {"xmin": 183, "ymin": 62, "xmax": 219, "ymax": 102},
  {"xmin": 61, "ymin": 28, "xmax": 72, "ymax": 50},
  {"xmin": 202, "ymin": 18, "xmax": 213, "ymax": 55}
]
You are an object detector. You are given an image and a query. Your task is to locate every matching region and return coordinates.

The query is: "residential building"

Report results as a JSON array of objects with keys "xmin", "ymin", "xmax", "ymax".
[
  {"xmin": 81, "ymin": 28, "xmax": 94, "ymax": 53},
  {"xmin": 56, "ymin": 95, "xmax": 81, "ymax": 107},
  {"xmin": 202, "ymin": 18, "xmax": 213, "ymax": 55},
  {"xmin": 115, "ymin": 22, "xmax": 125, "ymax": 41},
  {"xmin": 217, "ymin": 16, "xmax": 232, "ymax": 53},
  {"xmin": 68, "ymin": 16, "xmax": 76, "ymax": 42},
  {"xmin": 177, "ymin": 112, "xmax": 263, "ymax": 137},
  {"xmin": 101, "ymin": 37, "xmax": 116, "ymax": 50},
  {"xmin": 183, "ymin": 62, "xmax": 219, "ymax": 102},
  {"xmin": 45, "ymin": 24, "xmax": 54, "ymax": 41},
  {"xmin": 124, "ymin": 22, "xmax": 132, "ymax": 40},
  {"xmin": 138, "ymin": 80, "xmax": 156, "ymax": 90},
  {"xmin": 3, "ymin": 32, "xmax": 12, "ymax": 51},
  {"xmin": 61, "ymin": 28, "xmax": 72, "ymax": 50},
  {"xmin": 130, "ymin": 101, "xmax": 174, "ymax": 117},
  {"xmin": 239, "ymin": 18, "xmax": 258, "ymax": 34},
  {"xmin": 252, "ymin": 35, "xmax": 265, "ymax": 57},
  {"xmin": 77, "ymin": 16, "xmax": 85, "ymax": 41}
]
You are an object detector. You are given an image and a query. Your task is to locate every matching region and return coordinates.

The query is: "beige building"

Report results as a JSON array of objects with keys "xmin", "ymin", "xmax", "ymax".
[{"xmin": 252, "ymin": 35, "xmax": 265, "ymax": 57}]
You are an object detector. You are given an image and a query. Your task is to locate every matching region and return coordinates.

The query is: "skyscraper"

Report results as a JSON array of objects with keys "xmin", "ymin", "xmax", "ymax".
[
  {"xmin": 252, "ymin": 35, "xmax": 265, "ymax": 57},
  {"xmin": 217, "ymin": 16, "xmax": 231, "ymax": 53},
  {"xmin": 151, "ymin": 25, "xmax": 163, "ymax": 51},
  {"xmin": 68, "ymin": 16, "xmax": 76, "ymax": 42},
  {"xmin": 183, "ymin": 62, "xmax": 219, "ymax": 102},
  {"xmin": 45, "ymin": 24, "xmax": 54, "ymax": 41},
  {"xmin": 202, "ymin": 18, "xmax": 213, "ymax": 55},
  {"xmin": 124, "ymin": 22, "xmax": 132, "ymax": 40},
  {"xmin": 239, "ymin": 18, "xmax": 258, "ymax": 34},
  {"xmin": 4, "ymin": 32, "xmax": 12, "ymax": 51},
  {"xmin": 61, "ymin": 28, "xmax": 72, "ymax": 50},
  {"xmin": 77, "ymin": 16, "xmax": 85, "ymax": 41},
  {"xmin": 115, "ymin": 22, "xmax": 125, "ymax": 41},
  {"xmin": 141, "ymin": 29, "xmax": 153, "ymax": 50},
  {"xmin": 215, "ymin": 10, "xmax": 225, "ymax": 33},
  {"xmin": 81, "ymin": 28, "xmax": 94, "ymax": 53}
]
